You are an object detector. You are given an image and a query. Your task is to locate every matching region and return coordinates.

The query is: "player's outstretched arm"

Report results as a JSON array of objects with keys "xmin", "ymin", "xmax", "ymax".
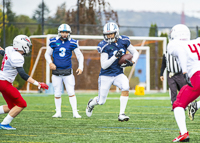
[{"xmin": 16, "ymin": 67, "xmax": 49, "ymax": 89}]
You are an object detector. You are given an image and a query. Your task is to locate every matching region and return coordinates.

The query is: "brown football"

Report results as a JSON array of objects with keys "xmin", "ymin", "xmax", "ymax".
[{"xmin": 118, "ymin": 54, "xmax": 133, "ymax": 65}]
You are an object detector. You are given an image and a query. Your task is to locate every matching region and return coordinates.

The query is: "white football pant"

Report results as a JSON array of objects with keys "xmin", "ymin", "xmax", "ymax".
[
  {"xmin": 97, "ymin": 74, "xmax": 129, "ymax": 105},
  {"xmin": 52, "ymin": 74, "xmax": 75, "ymax": 97}
]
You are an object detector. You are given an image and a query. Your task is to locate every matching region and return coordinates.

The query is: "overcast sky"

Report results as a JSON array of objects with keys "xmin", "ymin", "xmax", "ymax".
[{"xmin": 3, "ymin": 0, "xmax": 200, "ymax": 18}]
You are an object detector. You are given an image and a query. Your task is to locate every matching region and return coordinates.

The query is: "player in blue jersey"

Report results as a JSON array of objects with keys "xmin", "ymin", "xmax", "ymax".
[
  {"xmin": 45, "ymin": 24, "xmax": 84, "ymax": 118},
  {"xmin": 86, "ymin": 22, "xmax": 139, "ymax": 121}
]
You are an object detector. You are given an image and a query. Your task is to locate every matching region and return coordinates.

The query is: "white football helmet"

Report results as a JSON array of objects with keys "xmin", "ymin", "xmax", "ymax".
[
  {"xmin": 13, "ymin": 35, "xmax": 32, "ymax": 55},
  {"xmin": 169, "ymin": 24, "xmax": 190, "ymax": 41},
  {"xmin": 58, "ymin": 24, "xmax": 72, "ymax": 40},
  {"xmin": 103, "ymin": 22, "xmax": 119, "ymax": 43}
]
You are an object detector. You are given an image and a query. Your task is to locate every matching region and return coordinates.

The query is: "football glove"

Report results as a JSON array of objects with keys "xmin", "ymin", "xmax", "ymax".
[
  {"xmin": 183, "ymin": 73, "xmax": 193, "ymax": 87},
  {"xmin": 39, "ymin": 82, "xmax": 49, "ymax": 90},
  {"xmin": 120, "ymin": 59, "xmax": 133, "ymax": 68},
  {"xmin": 115, "ymin": 51, "xmax": 123, "ymax": 58}
]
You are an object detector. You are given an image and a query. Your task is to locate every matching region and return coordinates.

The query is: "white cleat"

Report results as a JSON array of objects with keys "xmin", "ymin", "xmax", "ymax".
[
  {"xmin": 118, "ymin": 114, "xmax": 129, "ymax": 122},
  {"xmin": 73, "ymin": 113, "xmax": 82, "ymax": 118},
  {"xmin": 86, "ymin": 99, "xmax": 94, "ymax": 117},
  {"xmin": 52, "ymin": 112, "xmax": 62, "ymax": 118}
]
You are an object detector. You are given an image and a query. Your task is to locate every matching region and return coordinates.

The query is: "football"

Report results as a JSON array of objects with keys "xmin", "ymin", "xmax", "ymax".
[{"xmin": 118, "ymin": 54, "xmax": 133, "ymax": 65}]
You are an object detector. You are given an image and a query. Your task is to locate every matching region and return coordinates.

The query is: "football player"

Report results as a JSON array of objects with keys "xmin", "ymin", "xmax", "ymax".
[
  {"xmin": 45, "ymin": 24, "xmax": 84, "ymax": 118},
  {"xmin": 86, "ymin": 22, "xmax": 139, "ymax": 121},
  {"xmin": 168, "ymin": 24, "xmax": 200, "ymax": 142},
  {"xmin": 0, "ymin": 35, "xmax": 49, "ymax": 130}
]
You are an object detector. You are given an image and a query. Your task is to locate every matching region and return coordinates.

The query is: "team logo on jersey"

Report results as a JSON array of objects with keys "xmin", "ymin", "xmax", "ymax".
[
  {"xmin": 109, "ymin": 47, "xmax": 114, "ymax": 50},
  {"xmin": 56, "ymin": 43, "xmax": 61, "ymax": 46}
]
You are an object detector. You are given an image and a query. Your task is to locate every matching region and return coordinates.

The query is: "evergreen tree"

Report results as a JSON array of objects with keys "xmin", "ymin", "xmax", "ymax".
[
  {"xmin": 5, "ymin": 0, "xmax": 16, "ymax": 22},
  {"xmin": 24, "ymin": 27, "xmax": 31, "ymax": 37},
  {"xmin": 33, "ymin": 25, "xmax": 42, "ymax": 35},
  {"xmin": 149, "ymin": 24, "xmax": 157, "ymax": 37},
  {"xmin": 32, "ymin": 2, "xmax": 50, "ymax": 23}
]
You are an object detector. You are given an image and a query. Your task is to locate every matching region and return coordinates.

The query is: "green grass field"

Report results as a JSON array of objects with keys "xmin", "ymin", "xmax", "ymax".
[{"xmin": 0, "ymin": 92, "xmax": 200, "ymax": 143}]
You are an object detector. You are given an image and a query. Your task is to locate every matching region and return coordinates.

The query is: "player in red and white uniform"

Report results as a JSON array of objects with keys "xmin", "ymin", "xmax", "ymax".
[
  {"xmin": 0, "ymin": 35, "xmax": 48, "ymax": 130},
  {"xmin": 167, "ymin": 24, "xmax": 200, "ymax": 142}
]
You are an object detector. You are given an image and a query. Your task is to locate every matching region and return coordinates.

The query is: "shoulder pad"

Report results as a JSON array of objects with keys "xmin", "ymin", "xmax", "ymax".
[
  {"xmin": 120, "ymin": 35, "xmax": 130, "ymax": 41},
  {"xmin": 69, "ymin": 38, "xmax": 78, "ymax": 45},
  {"xmin": 97, "ymin": 40, "xmax": 108, "ymax": 53}
]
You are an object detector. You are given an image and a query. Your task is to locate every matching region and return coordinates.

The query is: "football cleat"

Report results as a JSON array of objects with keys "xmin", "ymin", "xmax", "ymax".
[
  {"xmin": 0, "ymin": 124, "xmax": 16, "ymax": 130},
  {"xmin": 188, "ymin": 101, "xmax": 198, "ymax": 121},
  {"xmin": 118, "ymin": 114, "xmax": 129, "ymax": 122},
  {"xmin": 172, "ymin": 132, "xmax": 189, "ymax": 142},
  {"xmin": 73, "ymin": 112, "xmax": 82, "ymax": 118},
  {"xmin": 52, "ymin": 112, "xmax": 62, "ymax": 118},
  {"xmin": 86, "ymin": 99, "xmax": 94, "ymax": 117},
  {"xmin": 73, "ymin": 110, "xmax": 81, "ymax": 118}
]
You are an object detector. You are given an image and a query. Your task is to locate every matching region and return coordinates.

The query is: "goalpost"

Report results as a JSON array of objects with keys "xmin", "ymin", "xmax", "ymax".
[{"xmin": 28, "ymin": 34, "xmax": 167, "ymax": 93}]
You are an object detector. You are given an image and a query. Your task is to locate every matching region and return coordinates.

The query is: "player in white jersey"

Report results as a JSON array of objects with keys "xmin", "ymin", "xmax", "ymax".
[
  {"xmin": 167, "ymin": 24, "xmax": 200, "ymax": 142},
  {"xmin": 45, "ymin": 24, "xmax": 84, "ymax": 118},
  {"xmin": 86, "ymin": 22, "xmax": 139, "ymax": 121},
  {"xmin": 0, "ymin": 35, "xmax": 49, "ymax": 130}
]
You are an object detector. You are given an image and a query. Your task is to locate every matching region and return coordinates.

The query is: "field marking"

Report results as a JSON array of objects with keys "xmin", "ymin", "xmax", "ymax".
[
  {"xmin": 50, "ymin": 132, "xmax": 86, "ymax": 135},
  {"xmin": 107, "ymin": 97, "xmax": 170, "ymax": 100},
  {"xmin": 4, "ymin": 134, "xmax": 37, "ymax": 137},
  {"xmin": 1, "ymin": 141, "xmax": 43, "ymax": 143},
  {"xmin": 98, "ymin": 126, "xmax": 179, "ymax": 131}
]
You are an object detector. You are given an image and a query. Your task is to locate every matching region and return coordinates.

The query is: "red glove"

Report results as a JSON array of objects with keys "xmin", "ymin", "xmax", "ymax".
[{"xmin": 39, "ymin": 82, "xmax": 49, "ymax": 90}]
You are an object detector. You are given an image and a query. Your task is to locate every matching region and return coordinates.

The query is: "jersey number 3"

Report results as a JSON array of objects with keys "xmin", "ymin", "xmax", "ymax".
[
  {"xmin": 188, "ymin": 43, "xmax": 200, "ymax": 60},
  {"xmin": 59, "ymin": 47, "xmax": 66, "ymax": 57},
  {"xmin": 1, "ymin": 54, "xmax": 8, "ymax": 71}
]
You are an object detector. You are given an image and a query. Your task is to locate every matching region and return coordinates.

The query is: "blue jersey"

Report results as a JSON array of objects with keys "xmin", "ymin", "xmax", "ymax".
[
  {"xmin": 49, "ymin": 37, "xmax": 78, "ymax": 69},
  {"xmin": 97, "ymin": 35, "xmax": 131, "ymax": 76}
]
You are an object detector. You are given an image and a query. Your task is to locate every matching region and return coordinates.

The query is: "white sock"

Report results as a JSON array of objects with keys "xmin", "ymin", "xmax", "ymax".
[
  {"xmin": 1, "ymin": 114, "xmax": 14, "ymax": 125},
  {"xmin": 174, "ymin": 107, "xmax": 187, "ymax": 135},
  {"xmin": 0, "ymin": 106, "xmax": 5, "ymax": 115},
  {"xmin": 89, "ymin": 97, "xmax": 98, "ymax": 107},
  {"xmin": 55, "ymin": 98, "xmax": 61, "ymax": 114},
  {"xmin": 69, "ymin": 96, "xmax": 77, "ymax": 112},
  {"xmin": 197, "ymin": 101, "xmax": 200, "ymax": 109},
  {"xmin": 120, "ymin": 96, "xmax": 129, "ymax": 115}
]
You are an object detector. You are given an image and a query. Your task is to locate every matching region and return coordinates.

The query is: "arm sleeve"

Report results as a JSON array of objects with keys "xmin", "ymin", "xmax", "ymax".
[
  {"xmin": 101, "ymin": 53, "xmax": 117, "ymax": 69},
  {"xmin": 160, "ymin": 54, "xmax": 166, "ymax": 76},
  {"xmin": 45, "ymin": 46, "xmax": 53, "ymax": 64},
  {"xmin": 0, "ymin": 50, "xmax": 5, "ymax": 56},
  {"xmin": 74, "ymin": 48, "xmax": 84, "ymax": 71},
  {"xmin": 16, "ymin": 67, "xmax": 30, "ymax": 81},
  {"xmin": 127, "ymin": 44, "xmax": 139, "ymax": 62}
]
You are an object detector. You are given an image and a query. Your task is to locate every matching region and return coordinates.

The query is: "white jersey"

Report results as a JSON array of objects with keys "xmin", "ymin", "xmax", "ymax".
[
  {"xmin": 167, "ymin": 38, "xmax": 200, "ymax": 78},
  {"xmin": 0, "ymin": 46, "xmax": 24, "ymax": 83}
]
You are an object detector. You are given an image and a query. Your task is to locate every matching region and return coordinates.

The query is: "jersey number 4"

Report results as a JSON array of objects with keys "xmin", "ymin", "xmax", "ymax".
[
  {"xmin": 188, "ymin": 43, "xmax": 200, "ymax": 60},
  {"xmin": 1, "ymin": 54, "xmax": 8, "ymax": 71}
]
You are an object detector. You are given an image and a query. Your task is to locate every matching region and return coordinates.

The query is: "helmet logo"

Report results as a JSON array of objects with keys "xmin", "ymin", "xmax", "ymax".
[{"xmin": 21, "ymin": 38, "xmax": 30, "ymax": 43}]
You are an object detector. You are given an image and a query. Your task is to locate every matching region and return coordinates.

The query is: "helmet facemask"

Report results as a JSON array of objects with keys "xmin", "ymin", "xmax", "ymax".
[
  {"xmin": 103, "ymin": 31, "xmax": 119, "ymax": 43},
  {"xmin": 103, "ymin": 22, "xmax": 119, "ymax": 44},
  {"xmin": 58, "ymin": 24, "xmax": 72, "ymax": 41}
]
